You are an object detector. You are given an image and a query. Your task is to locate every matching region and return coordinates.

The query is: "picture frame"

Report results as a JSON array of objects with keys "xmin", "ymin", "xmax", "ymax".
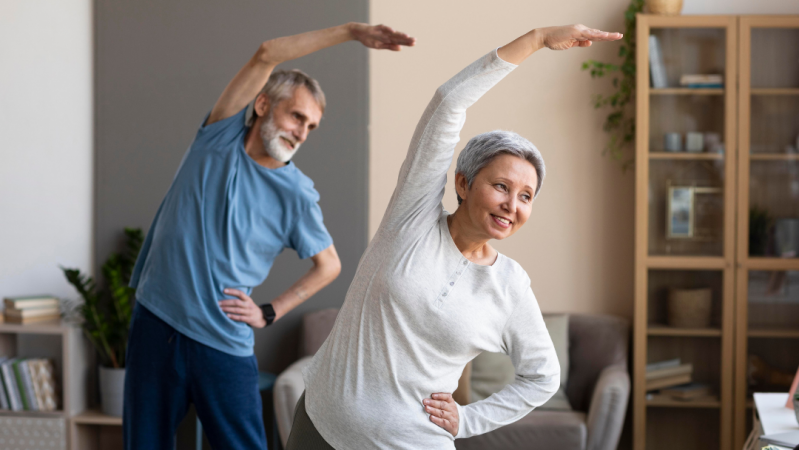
[{"xmin": 667, "ymin": 186, "xmax": 695, "ymax": 238}]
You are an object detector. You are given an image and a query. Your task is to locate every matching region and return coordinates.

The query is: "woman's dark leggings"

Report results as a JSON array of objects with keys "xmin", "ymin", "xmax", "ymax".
[{"xmin": 285, "ymin": 392, "xmax": 335, "ymax": 450}]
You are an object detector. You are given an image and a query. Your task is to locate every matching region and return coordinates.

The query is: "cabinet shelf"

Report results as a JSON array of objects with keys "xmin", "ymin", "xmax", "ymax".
[
  {"xmin": 748, "ymin": 153, "xmax": 799, "ymax": 161},
  {"xmin": 645, "ymin": 256, "xmax": 728, "ymax": 269},
  {"xmin": 747, "ymin": 328, "xmax": 799, "ymax": 339},
  {"xmin": 649, "ymin": 152, "xmax": 724, "ymax": 160},
  {"xmin": 646, "ymin": 394, "xmax": 721, "ymax": 408},
  {"xmin": 751, "ymin": 88, "xmax": 799, "ymax": 96},
  {"xmin": 741, "ymin": 258, "xmax": 799, "ymax": 271},
  {"xmin": 72, "ymin": 409, "xmax": 122, "ymax": 426},
  {"xmin": 0, "ymin": 410, "xmax": 66, "ymax": 418},
  {"xmin": 0, "ymin": 321, "xmax": 75, "ymax": 335},
  {"xmin": 648, "ymin": 325, "xmax": 722, "ymax": 337},
  {"xmin": 651, "ymin": 88, "xmax": 724, "ymax": 95}
]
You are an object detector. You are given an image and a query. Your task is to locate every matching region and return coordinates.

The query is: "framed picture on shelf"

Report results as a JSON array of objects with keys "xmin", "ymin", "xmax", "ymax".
[{"xmin": 668, "ymin": 186, "xmax": 695, "ymax": 238}]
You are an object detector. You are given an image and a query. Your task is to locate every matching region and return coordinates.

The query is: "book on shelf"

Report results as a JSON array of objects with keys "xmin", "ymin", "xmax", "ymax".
[
  {"xmin": 4, "ymin": 306, "xmax": 61, "ymax": 324},
  {"xmin": 679, "ymin": 74, "xmax": 723, "ymax": 87},
  {"xmin": 660, "ymin": 382, "xmax": 712, "ymax": 400},
  {"xmin": 646, "ymin": 363, "xmax": 693, "ymax": 381},
  {"xmin": 648, "ymin": 35, "xmax": 668, "ymax": 88},
  {"xmin": 0, "ymin": 357, "xmax": 9, "ymax": 410},
  {"xmin": 646, "ymin": 373, "xmax": 692, "ymax": 391},
  {"xmin": 3, "ymin": 296, "xmax": 59, "ymax": 311},
  {"xmin": 1, "ymin": 359, "xmax": 22, "ymax": 411},
  {"xmin": 0, "ymin": 358, "xmax": 58, "ymax": 412},
  {"xmin": 28, "ymin": 359, "xmax": 57, "ymax": 411},
  {"xmin": 646, "ymin": 358, "xmax": 681, "ymax": 372}
]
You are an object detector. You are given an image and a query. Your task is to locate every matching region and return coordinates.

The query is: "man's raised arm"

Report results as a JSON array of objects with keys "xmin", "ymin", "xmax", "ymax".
[{"xmin": 206, "ymin": 23, "xmax": 415, "ymax": 126}]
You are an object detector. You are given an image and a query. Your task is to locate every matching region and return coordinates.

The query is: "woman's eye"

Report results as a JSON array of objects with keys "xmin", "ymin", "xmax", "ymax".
[
  {"xmin": 495, "ymin": 184, "xmax": 507, "ymax": 191},
  {"xmin": 521, "ymin": 194, "xmax": 531, "ymax": 202}
]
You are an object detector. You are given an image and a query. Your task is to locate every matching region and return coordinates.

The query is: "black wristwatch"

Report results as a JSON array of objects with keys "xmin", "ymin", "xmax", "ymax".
[{"xmin": 260, "ymin": 303, "xmax": 276, "ymax": 326}]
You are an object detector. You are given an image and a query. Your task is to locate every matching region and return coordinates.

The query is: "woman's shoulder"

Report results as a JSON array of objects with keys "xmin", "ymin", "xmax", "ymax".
[{"xmin": 495, "ymin": 252, "xmax": 533, "ymax": 290}]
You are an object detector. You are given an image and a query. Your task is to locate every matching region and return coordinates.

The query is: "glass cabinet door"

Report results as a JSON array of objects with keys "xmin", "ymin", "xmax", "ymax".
[{"xmin": 647, "ymin": 27, "xmax": 733, "ymax": 258}]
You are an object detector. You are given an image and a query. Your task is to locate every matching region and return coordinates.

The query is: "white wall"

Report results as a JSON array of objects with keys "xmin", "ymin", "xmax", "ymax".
[{"xmin": 0, "ymin": 0, "xmax": 93, "ymax": 300}]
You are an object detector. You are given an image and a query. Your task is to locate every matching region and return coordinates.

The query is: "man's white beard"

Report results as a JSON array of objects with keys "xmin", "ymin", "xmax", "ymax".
[{"xmin": 260, "ymin": 115, "xmax": 300, "ymax": 163}]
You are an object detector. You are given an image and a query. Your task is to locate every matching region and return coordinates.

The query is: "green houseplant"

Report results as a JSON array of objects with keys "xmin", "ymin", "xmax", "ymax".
[
  {"xmin": 62, "ymin": 227, "xmax": 143, "ymax": 416},
  {"xmin": 581, "ymin": 0, "xmax": 644, "ymax": 170}
]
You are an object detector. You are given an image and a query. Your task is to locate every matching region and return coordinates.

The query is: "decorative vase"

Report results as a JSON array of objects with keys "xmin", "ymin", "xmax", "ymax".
[
  {"xmin": 667, "ymin": 288, "xmax": 712, "ymax": 328},
  {"xmin": 99, "ymin": 366, "xmax": 125, "ymax": 417},
  {"xmin": 647, "ymin": 0, "xmax": 683, "ymax": 15}
]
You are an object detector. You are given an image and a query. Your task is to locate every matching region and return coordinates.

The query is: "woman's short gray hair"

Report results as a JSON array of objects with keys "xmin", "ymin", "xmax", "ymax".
[
  {"xmin": 455, "ymin": 130, "xmax": 545, "ymax": 205},
  {"xmin": 246, "ymin": 69, "xmax": 326, "ymax": 126}
]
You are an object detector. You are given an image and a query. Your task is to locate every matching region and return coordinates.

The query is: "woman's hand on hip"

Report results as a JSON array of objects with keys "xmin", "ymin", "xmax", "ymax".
[
  {"xmin": 423, "ymin": 393, "xmax": 459, "ymax": 437},
  {"xmin": 218, "ymin": 288, "xmax": 267, "ymax": 328}
]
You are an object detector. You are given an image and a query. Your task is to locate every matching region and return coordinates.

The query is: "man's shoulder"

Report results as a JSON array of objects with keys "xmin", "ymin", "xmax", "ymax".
[{"xmin": 280, "ymin": 163, "xmax": 321, "ymax": 205}]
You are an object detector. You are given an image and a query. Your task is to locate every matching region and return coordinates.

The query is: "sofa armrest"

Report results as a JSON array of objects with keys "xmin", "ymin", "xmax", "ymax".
[
  {"xmin": 586, "ymin": 364, "xmax": 630, "ymax": 450},
  {"xmin": 274, "ymin": 356, "xmax": 313, "ymax": 447}
]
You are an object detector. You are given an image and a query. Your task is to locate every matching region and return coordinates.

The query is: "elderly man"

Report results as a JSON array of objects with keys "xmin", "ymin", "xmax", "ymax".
[{"xmin": 123, "ymin": 22, "xmax": 415, "ymax": 450}]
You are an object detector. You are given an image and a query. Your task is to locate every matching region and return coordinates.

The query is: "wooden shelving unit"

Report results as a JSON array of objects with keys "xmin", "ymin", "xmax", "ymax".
[
  {"xmin": 733, "ymin": 15, "xmax": 799, "ymax": 450},
  {"xmin": 636, "ymin": 14, "xmax": 799, "ymax": 450},
  {"xmin": 634, "ymin": 14, "xmax": 737, "ymax": 450},
  {"xmin": 0, "ymin": 320, "xmax": 91, "ymax": 449},
  {"xmin": 70, "ymin": 409, "xmax": 123, "ymax": 450}
]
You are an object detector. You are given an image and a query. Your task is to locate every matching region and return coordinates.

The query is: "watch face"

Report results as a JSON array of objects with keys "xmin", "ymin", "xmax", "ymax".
[{"xmin": 261, "ymin": 304, "xmax": 276, "ymax": 325}]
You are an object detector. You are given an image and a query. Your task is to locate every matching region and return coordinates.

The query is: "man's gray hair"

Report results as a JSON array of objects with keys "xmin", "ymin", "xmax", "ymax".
[
  {"xmin": 455, "ymin": 130, "xmax": 545, "ymax": 205},
  {"xmin": 245, "ymin": 69, "xmax": 326, "ymax": 126}
]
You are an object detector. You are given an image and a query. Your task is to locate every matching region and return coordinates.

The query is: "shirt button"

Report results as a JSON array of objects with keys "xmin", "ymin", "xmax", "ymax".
[
  {"xmin": 449, "ymin": 282, "xmax": 454, "ymax": 286},
  {"xmin": 442, "ymin": 293, "xmax": 447, "ymax": 297},
  {"xmin": 463, "ymin": 261, "xmax": 468, "ymax": 265}
]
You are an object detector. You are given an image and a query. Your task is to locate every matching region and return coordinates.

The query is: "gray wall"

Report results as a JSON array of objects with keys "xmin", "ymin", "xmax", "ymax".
[{"xmin": 94, "ymin": 0, "xmax": 369, "ymax": 377}]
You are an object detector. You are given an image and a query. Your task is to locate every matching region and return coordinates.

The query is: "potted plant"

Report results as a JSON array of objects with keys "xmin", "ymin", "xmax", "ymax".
[
  {"xmin": 581, "ymin": 0, "xmax": 644, "ymax": 170},
  {"xmin": 62, "ymin": 228, "xmax": 143, "ymax": 417}
]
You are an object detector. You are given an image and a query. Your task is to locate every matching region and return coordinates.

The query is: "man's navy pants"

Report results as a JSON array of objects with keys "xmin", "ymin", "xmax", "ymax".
[{"xmin": 123, "ymin": 303, "xmax": 267, "ymax": 450}]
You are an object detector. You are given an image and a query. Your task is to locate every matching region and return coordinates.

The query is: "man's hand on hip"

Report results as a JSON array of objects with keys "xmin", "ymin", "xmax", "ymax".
[{"xmin": 219, "ymin": 289, "xmax": 268, "ymax": 328}]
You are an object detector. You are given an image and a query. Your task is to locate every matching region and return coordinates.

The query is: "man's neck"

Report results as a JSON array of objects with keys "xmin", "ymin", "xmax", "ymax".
[{"xmin": 244, "ymin": 126, "xmax": 286, "ymax": 169}]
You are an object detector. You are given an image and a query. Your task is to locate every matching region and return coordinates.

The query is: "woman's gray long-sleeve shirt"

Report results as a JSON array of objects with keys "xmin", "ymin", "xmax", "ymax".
[{"xmin": 302, "ymin": 48, "xmax": 560, "ymax": 450}]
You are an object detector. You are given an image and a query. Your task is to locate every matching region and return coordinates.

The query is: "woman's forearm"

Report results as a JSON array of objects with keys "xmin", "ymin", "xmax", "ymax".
[{"xmin": 497, "ymin": 29, "xmax": 545, "ymax": 65}]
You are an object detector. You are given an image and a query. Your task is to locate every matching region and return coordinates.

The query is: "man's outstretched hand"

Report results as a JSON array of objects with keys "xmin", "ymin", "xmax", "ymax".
[
  {"xmin": 537, "ymin": 24, "xmax": 623, "ymax": 51},
  {"xmin": 349, "ymin": 23, "xmax": 416, "ymax": 51}
]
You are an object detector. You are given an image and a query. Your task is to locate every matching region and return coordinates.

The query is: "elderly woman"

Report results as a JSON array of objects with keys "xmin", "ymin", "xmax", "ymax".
[{"xmin": 288, "ymin": 24, "xmax": 622, "ymax": 449}]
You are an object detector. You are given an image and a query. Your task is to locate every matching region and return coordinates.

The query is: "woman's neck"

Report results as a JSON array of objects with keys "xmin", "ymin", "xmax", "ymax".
[{"xmin": 447, "ymin": 211, "xmax": 497, "ymax": 265}]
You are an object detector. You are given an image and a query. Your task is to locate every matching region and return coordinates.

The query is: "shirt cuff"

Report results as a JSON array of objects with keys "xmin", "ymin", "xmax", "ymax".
[
  {"xmin": 454, "ymin": 402, "xmax": 467, "ymax": 439},
  {"xmin": 492, "ymin": 47, "xmax": 519, "ymax": 68}
]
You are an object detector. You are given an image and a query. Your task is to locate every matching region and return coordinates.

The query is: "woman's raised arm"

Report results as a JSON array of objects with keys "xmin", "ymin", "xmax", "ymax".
[{"xmin": 376, "ymin": 25, "xmax": 621, "ymax": 236}]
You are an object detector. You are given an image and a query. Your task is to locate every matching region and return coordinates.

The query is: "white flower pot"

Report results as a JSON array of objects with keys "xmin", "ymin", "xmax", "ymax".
[{"xmin": 99, "ymin": 366, "xmax": 125, "ymax": 417}]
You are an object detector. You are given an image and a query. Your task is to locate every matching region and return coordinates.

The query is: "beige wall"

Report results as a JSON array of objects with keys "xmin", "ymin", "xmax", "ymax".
[{"xmin": 369, "ymin": 1, "xmax": 635, "ymax": 318}]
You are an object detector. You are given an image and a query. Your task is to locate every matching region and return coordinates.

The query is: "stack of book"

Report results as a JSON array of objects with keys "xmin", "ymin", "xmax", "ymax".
[
  {"xmin": 3, "ymin": 296, "xmax": 61, "ymax": 324},
  {"xmin": 0, "ymin": 357, "xmax": 58, "ymax": 411},
  {"xmin": 646, "ymin": 358, "xmax": 693, "ymax": 391},
  {"xmin": 679, "ymin": 74, "xmax": 723, "ymax": 89}
]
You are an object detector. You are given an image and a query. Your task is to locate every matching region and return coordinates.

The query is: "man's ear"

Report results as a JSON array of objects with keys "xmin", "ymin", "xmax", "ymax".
[
  {"xmin": 455, "ymin": 173, "xmax": 469, "ymax": 202},
  {"xmin": 253, "ymin": 93, "xmax": 271, "ymax": 118}
]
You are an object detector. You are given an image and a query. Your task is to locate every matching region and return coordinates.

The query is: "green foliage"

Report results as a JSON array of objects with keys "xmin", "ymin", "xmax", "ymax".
[
  {"xmin": 581, "ymin": 0, "xmax": 644, "ymax": 170},
  {"xmin": 62, "ymin": 228, "xmax": 144, "ymax": 368}
]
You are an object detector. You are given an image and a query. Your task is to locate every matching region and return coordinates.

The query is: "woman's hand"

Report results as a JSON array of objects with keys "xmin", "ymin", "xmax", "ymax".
[
  {"xmin": 423, "ymin": 393, "xmax": 460, "ymax": 436},
  {"xmin": 218, "ymin": 288, "xmax": 267, "ymax": 328},
  {"xmin": 536, "ymin": 24, "xmax": 623, "ymax": 51},
  {"xmin": 349, "ymin": 23, "xmax": 416, "ymax": 51},
  {"xmin": 498, "ymin": 24, "xmax": 622, "ymax": 64}
]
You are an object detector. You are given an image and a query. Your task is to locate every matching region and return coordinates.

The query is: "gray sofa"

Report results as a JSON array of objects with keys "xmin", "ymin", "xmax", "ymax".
[{"xmin": 274, "ymin": 309, "xmax": 629, "ymax": 450}]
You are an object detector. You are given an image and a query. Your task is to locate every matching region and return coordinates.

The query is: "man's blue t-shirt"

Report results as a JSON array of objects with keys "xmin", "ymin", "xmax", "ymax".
[{"xmin": 130, "ymin": 107, "xmax": 333, "ymax": 356}]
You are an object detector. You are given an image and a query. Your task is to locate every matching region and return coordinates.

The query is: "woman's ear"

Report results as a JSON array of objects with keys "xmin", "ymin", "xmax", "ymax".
[
  {"xmin": 455, "ymin": 173, "xmax": 469, "ymax": 202},
  {"xmin": 253, "ymin": 93, "xmax": 271, "ymax": 118}
]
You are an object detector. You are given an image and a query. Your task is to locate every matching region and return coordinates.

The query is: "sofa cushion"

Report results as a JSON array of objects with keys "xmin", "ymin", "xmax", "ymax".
[
  {"xmin": 470, "ymin": 313, "xmax": 571, "ymax": 410},
  {"xmin": 455, "ymin": 410, "xmax": 587, "ymax": 450}
]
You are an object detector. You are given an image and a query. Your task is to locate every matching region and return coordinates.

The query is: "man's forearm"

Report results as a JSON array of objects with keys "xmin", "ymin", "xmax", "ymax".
[
  {"xmin": 257, "ymin": 23, "xmax": 356, "ymax": 66},
  {"xmin": 270, "ymin": 259, "xmax": 340, "ymax": 321}
]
